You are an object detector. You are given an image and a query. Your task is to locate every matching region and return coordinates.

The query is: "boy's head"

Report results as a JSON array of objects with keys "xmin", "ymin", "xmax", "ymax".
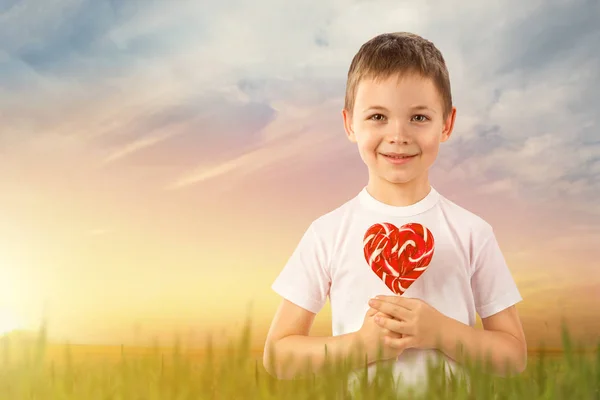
[{"xmin": 342, "ymin": 32, "xmax": 456, "ymax": 192}]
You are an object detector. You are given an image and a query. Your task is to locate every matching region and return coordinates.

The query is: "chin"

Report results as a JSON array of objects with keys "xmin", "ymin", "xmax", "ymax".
[
  {"xmin": 376, "ymin": 174, "xmax": 417, "ymax": 185},
  {"xmin": 386, "ymin": 178, "xmax": 416, "ymax": 185}
]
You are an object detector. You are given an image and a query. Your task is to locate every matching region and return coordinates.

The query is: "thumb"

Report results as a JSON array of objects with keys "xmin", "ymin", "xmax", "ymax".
[
  {"xmin": 366, "ymin": 307, "xmax": 378, "ymax": 317},
  {"xmin": 387, "ymin": 335, "xmax": 414, "ymax": 351}
]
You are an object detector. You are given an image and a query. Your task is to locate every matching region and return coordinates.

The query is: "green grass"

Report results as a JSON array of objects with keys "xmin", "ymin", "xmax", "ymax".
[{"xmin": 0, "ymin": 321, "xmax": 598, "ymax": 399}]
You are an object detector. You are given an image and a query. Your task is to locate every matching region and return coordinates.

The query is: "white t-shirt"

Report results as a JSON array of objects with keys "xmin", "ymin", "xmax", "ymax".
[{"xmin": 271, "ymin": 186, "xmax": 522, "ymax": 388}]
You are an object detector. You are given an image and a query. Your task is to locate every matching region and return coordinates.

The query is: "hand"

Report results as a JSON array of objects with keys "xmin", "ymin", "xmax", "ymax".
[
  {"xmin": 368, "ymin": 295, "xmax": 447, "ymax": 351},
  {"xmin": 355, "ymin": 306, "xmax": 406, "ymax": 363}
]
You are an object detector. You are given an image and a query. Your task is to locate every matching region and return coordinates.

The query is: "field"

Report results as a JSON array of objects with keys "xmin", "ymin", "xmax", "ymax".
[{"xmin": 0, "ymin": 322, "xmax": 598, "ymax": 399}]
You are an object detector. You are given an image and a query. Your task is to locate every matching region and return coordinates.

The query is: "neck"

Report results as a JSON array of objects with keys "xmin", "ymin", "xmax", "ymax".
[{"xmin": 366, "ymin": 175, "xmax": 431, "ymax": 207}]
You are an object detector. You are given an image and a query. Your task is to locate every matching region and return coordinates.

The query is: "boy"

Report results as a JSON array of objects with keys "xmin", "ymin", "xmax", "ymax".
[{"xmin": 262, "ymin": 32, "xmax": 527, "ymax": 388}]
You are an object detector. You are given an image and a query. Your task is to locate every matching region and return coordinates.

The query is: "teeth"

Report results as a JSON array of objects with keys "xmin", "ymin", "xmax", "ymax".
[{"xmin": 387, "ymin": 155, "xmax": 408, "ymax": 158}]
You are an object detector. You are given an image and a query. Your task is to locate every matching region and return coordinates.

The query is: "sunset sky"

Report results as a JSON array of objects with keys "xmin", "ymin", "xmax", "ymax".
[{"xmin": 0, "ymin": 0, "xmax": 599, "ymax": 351}]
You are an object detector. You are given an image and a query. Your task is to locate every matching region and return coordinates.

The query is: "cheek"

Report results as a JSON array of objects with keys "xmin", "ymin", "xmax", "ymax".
[
  {"xmin": 417, "ymin": 131, "xmax": 442, "ymax": 154},
  {"xmin": 356, "ymin": 140, "xmax": 372, "ymax": 159},
  {"xmin": 420, "ymin": 141, "xmax": 438, "ymax": 154},
  {"xmin": 355, "ymin": 128, "xmax": 379, "ymax": 152}
]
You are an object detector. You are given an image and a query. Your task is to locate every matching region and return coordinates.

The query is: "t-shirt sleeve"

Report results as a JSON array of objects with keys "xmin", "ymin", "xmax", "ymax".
[
  {"xmin": 270, "ymin": 221, "xmax": 331, "ymax": 314},
  {"xmin": 470, "ymin": 225, "xmax": 522, "ymax": 319}
]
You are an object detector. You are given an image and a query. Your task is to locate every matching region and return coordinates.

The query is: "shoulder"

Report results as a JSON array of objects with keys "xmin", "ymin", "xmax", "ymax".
[
  {"xmin": 434, "ymin": 191, "xmax": 498, "ymax": 270},
  {"xmin": 436, "ymin": 191, "xmax": 494, "ymax": 237},
  {"xmin": 308, "ymin": 191, "xmax": 361, "ymax": 234},
  {"xmin": 289, "ymin": 194, "xmax": 360, "ymax": 270}
]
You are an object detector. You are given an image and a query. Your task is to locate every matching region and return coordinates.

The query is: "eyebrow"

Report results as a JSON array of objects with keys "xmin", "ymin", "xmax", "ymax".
[{"xmin": 363, "ymin": 105, "xmax": 437, "ymax": 114}]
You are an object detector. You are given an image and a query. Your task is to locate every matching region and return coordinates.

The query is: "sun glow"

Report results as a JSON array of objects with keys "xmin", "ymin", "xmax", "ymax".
[{"xmin": 0, "ymin": 309, "xmax": 19, "ymax": 335}]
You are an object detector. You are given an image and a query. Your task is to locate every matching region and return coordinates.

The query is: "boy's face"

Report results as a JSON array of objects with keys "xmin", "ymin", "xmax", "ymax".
[{"xmin": 342, "ymin": 72, "xmax": 456, "ymax": 190}]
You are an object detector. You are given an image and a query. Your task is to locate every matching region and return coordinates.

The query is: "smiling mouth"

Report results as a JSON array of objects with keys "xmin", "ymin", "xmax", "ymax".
[{"xmin": 380, "ymin": 153, "xmax": 417, "ymax": 159}]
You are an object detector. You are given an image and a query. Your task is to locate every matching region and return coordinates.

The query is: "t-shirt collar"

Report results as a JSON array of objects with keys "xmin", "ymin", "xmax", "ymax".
[{"xmin": 357, "ymin": 185, "xmax": 440, "ymax": 216}]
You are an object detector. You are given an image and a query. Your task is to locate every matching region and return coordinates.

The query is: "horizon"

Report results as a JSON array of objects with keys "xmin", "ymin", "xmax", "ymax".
[{"xmin": 2, "ymin": 325, "xmax": 595, "ymax": 355}]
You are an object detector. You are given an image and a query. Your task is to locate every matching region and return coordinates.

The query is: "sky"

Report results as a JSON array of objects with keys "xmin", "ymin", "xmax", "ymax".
[{"xmin": 0, "ymin": 0, "xmax": 599, "ymax": 351}]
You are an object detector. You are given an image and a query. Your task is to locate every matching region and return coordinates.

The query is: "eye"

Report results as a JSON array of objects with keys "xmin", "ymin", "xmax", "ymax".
[
  {"xmin": 412, "ymin": 114, "xmax": 429, "ymax": 122},
  {"xmin": 369, "ymin": 113, "xmax": 386, "ymax": 121}
]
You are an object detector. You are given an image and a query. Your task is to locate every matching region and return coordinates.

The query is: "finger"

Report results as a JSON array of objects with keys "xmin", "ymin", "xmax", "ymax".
[
  {"xmin": 374, "ymin": 311, "xmax": 394, "ymax": 319},
  {"xmin": 369, "ymin": 299, "xmax": 411, "ymax": 321},
  {"xmin": 370, "ymin": 297, "xmax": 412, "ymax": 313},
  {"xmin": 374, "ymin": 315, "xmax": 413, "ymax": 336},
  {"xmin": 366, "ymin": 307, "xmax": 379, "ymax": 317},
  {"xmin": 381, "ymin": 328, "xmax": 402, "ymax": 338},
  {"xmin": 373, "ymin": 295, "xmax": 416, "ymax": 310},
  {"xmin": 384, "ymin": 335, "xmax": 414, "ymax": 350}
]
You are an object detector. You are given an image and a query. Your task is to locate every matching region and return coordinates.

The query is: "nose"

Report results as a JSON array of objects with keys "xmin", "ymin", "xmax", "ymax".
[
  {"xmin": 389, "ymin": 136, "xmax": 408, "ymax": 144},
  {"xmin": 386, "ymin": 122, "xmax": 409, "ymax": 144}
]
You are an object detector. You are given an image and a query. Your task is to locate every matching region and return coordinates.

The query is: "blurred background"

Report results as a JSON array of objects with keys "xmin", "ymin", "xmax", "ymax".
[{"xmin": 0, "ymin": 0, "xmax": 599, "ymax": 352}]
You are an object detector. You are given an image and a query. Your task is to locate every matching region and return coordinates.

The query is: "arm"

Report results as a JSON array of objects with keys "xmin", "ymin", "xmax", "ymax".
[
  {"xmin": 456, "ymin": 223, "xmax": 527, "ymax": 374},
  {"xmin": 263, "ymin": 299, "xmax": 367, "ymax": 380},
  {"xmin": 264, "ymin": 222, "xmax": 402, "ymax": 378},
  {"xmin": 370, "ymin": 296, "xmax": 527, "ymax": 376},
  {"xmin": 437, "ymin": 305, "xmax": 527, "ymax": 375}
]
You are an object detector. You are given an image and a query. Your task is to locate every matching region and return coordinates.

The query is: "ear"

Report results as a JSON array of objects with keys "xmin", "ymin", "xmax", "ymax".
[
  {"xmin": 342, "ymin": 108, "xmax": 357, "ymax": 143},
  {"xmin": 440, "ymin": 106, "xmax": 457, "ymax": 143}
]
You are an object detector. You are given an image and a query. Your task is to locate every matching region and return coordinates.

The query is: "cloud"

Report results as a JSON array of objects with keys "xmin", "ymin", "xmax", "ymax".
[
  {"xmin": 420, "ymin": 0, "xmax": 600, "ymax": 218},
  {"xmin": 152, "ymin": 0, "xmax": 599, "ymax": 218},
  {"xmin": 166, "ymin": 98, "xmax": 345, "ymax": 190},
  {"xmin": 102, "ymin": 131, "xmax": 176, "ymax": 164},
  {"xmin": 2, "ymin": 0, "xmax": 598, "ymax": 220}
]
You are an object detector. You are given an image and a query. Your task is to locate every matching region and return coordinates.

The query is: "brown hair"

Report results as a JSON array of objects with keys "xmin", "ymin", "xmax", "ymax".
[{"xmin": 344, "ymin": 32, "xmax": 452, "ymax": 119}]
